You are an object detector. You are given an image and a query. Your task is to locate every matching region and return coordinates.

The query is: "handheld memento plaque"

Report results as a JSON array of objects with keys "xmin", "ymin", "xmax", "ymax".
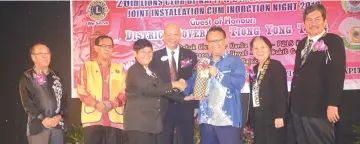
[{"xmin": 193, "ymin": 58, "xmax": 210, "ymax": 99}]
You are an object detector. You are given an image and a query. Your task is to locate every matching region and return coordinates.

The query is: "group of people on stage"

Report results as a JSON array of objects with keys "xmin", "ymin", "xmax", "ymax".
[{"xmin": 19, "ymin": 4, "xmax": 345, "ymax": 144}]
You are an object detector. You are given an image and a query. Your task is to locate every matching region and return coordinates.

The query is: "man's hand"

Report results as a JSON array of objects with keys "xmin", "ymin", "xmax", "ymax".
[
  {"xmin": 184, "ymin": 94, "xmax": 204, "ymax": 101},
  {"xmin": 42, "ymin": 117, "xmax": 59, "ymax": 128},
  {"xmin": 327, "ymin": 106, "xmax": 340, "ymax": 123},
  {"xmin": 178, "ymin": 79, "xmax": 187, "ymax": 91},
  {"xmin": 53, "ymin": 115, "xmax": 62, "ymax": 123},
  {"xmin": 179, "ymin": 79, "xmax": 187, "ymax": 86},
  {"xmin": 42, "ymin": 117, "xmax": 53, "ymax": 128},
  {"xmin": 274, "ymin": 118, "xmax": 284, "ymax": 128},
  {"xmin": 48, "ymin": 115, "xmax": 63, "ymax": 127},
  {"xmin": 172, "ymin": 79, "xmax": 187, "ymax": 91},
  {"xmin": 53, "ymin": 115, "xmax": 62, "ymax": 120},
  {"xmin": 208, "ymin": 66, "xmax": 218, "ymax": 76},
  {"xmin": 103, "ymin": 101, "xmax": 113, "ymax": 112},
  {"xmin": 96, "ymin": 102, "xmax": 108, "ymax": 113}
]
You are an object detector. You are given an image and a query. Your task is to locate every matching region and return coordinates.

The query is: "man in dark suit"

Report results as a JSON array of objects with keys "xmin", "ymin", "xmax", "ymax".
[
  {"xmin": 150, "ymin": 24, "xmax": 198, "ymax": 144},
  {"xmin": 290, "ymin": 4, "xmax": 346, "ymax": 144}
]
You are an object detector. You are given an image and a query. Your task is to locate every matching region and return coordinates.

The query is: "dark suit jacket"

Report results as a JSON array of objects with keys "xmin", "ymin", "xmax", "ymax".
[
  {"xmin": 124, "ymin": 62, "xmax": 183, "ymax": 134},
  {"xmin": 150, "ymin": 47, "xmax": 198, "ymax": 117},
  {"xmin": 249, "ymin": 59, "xmax": 288, "ymax": 125},
  {"xmin": 290, "ymin": 33, "xmax": 346, "ymax": 117}
]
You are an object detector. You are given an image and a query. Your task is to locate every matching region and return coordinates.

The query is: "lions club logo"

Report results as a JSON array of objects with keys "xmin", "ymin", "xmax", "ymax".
[{"xmin": 87, "ymin": 0, "xmax": 109, "ymax": 21}]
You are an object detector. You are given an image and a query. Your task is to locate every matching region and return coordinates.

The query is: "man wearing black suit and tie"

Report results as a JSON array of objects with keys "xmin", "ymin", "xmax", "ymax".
[
  {"xmin": 290, "ymin": 4, "xmax": 346, "ymax": 144},
  {"xmin": 150, "ymin": 24, "xmax": 198, "ymax": 144}
]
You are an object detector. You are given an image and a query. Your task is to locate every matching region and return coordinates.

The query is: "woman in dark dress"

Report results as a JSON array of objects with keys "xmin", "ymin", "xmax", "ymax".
[
  {"xmin": 124, "ymin": 39, "xmax": 188, "ymax": 144},
  {"xmin": 248, "ymin": 36, "xmax": 288, "ymax": 144}
]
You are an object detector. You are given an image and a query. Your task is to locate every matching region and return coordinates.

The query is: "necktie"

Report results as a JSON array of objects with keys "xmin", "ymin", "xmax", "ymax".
[
  {"xmin": 170, "ymin": 51, "xmax": 177, "ymax": 81},
  {"xmin": 301, "ymin": 39, "xmax": 313, "ymax": 66}
]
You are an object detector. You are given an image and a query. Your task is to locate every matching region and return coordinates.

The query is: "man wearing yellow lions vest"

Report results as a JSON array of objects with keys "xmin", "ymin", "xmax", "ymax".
[{"xmin": 77, "ymin": 35, "xmax": 126, "ymax": 144}]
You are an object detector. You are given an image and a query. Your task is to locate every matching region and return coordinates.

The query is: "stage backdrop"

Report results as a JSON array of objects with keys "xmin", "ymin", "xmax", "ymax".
[{"xmin": 71, "ymin": 0, "xmax": 360, "ymax": 98}]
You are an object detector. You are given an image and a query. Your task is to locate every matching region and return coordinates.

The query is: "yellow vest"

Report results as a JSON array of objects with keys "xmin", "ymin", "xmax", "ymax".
[{"xmin": 80, "ymin": 61, "xmax": 125, "ymax": 124}]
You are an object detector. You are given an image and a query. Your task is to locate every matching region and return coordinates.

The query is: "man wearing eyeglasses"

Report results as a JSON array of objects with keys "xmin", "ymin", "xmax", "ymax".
[
  {"xmin": 184, "ymin": 26, "xmax": 246, "ymax": 144},
  {"xmin": 77, "ymin": 35, "xmax": 127, "ymax": 144},
  {"xmin": 19, "ymin": 43, "xmax": 68, "ymax": 144}
]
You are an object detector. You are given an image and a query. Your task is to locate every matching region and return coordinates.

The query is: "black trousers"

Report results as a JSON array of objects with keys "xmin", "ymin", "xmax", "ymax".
[
  {"xmin": 162, "ymin": 103, "xmax": 195, "ymax": 144},
  {"xmin": 28, "ymin": 129, "xmax": 64, "ymax": 144},
  {"xmin": 84, "ymin": 125, "xmax": 124, "ymax": 144},
  {"xmin": 292, "ymin": 111, "xmax": 335, "ymax": 144},
  {"xmin": 127, "ymin": 130, "xmax": 160, "ymax": 144},
  {"xmin": 253, "ymin": 109, "xmax": 285, "ymax": 144}
]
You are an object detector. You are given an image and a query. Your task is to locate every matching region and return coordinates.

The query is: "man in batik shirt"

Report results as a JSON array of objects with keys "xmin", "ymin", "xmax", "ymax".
[
  {"xmin": 184, "ymin": 26, "xmax": 246, "ymax": 144},
  {"xmin": 19, "ymin": 43, "xmax": 67, "ymax": 144}
]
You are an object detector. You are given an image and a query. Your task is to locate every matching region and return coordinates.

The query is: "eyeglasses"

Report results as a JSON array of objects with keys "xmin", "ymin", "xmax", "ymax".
[
  {"xmin": 96, "ymin": 45, "xmax": 114, "ymax": 49},
  {"xmin": 32, "ymin": 52, "xmax": 51, "ymax": 56},
  {"xmin": 306, "ymin": 17, "xmax": 324, "ymax": 25},
  {"xmin": 207, "ymin": 38, "xmax": 225, "ymax": 44}
]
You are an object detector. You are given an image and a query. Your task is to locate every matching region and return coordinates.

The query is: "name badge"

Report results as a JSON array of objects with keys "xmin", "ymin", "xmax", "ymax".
[{"xmin": 252, "ymin": 85, "xmax": 260, "ymax": 107}]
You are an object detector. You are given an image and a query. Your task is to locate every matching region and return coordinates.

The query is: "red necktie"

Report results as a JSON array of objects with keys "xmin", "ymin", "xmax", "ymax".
[{"xmin": 170, "ymin": 51, "xmax": 177, "ymax": 81}]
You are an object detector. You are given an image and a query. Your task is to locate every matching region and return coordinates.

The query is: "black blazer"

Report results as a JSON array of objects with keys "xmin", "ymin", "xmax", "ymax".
[
  {"xmin": 249, "ymin": 59, "xmax": 288, "ymax": 125},
  {"xmin": 150, "ymin": 47, "xmax": 198, "ymax": 116},
  {"xmin": 290, "ymin": 33, "xmax": 346, "ymax": 117},
  {"xmin": 124, "ymin": 62, "xmax": 183, "ymax": 134}
]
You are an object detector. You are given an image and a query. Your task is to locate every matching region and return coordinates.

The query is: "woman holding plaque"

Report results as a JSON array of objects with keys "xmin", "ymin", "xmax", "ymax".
[
  {"xmin": 248, "ymin": 36, "xmax": 288, "ymax": 144},
  {"xmin": 124, "ymin": 39, "xmax": 189, "ymax": 144}
]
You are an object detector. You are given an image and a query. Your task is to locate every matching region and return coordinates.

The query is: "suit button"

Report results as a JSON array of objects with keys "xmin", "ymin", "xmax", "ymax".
[
  {"xmin": 260, "ymin": 98, "xmax": 262, "ymax": 100},
  {"xmin": 295, "ymin": 74, "xmax": 299, "ymax": 77},
  {"xmin": 158, "ymin": 109, "xmax": 160, "ymax": 111},
  {"xmin": 261, "ymin": 108, "xmax": 264, "ymax": 111},
  {"xmin": 292, "ymin": 86, "xmax": 295, "ymax": 88},
  {"xmin": 158, "ymin": 99, "xmax": 160, "ymax": 102}
]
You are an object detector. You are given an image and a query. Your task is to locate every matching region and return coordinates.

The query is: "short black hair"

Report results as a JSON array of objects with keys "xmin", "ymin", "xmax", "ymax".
[
  {"xmin": 250, "ymin": 36, "xmax": 273, "ymax": 50},
  {"xmin": 206, "ymin": 26, "xmax": 226, "ymax": 40},
  {"xmin": 30, "ymin": 42, "xmax": 48, "ymax": 55},
  {"xmin": 95, "ymin": 35, "xmax": 114, "ymax": 46},
  {"xmin": 133, "ymin": 39, "xmax": 153, "ymax": 52},
  {"xmin": 303, "ymin": 4, "xmax": 326, "ymax": 22}
]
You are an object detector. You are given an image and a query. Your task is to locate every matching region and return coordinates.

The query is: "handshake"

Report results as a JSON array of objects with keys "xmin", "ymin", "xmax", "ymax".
[
  {"xmin": 171, "ymin": 79, "xmax": 187, "ymax": 92},
  {"xmin": 170, "ymin": 79, "xmax": 203, "ymax": 102}
]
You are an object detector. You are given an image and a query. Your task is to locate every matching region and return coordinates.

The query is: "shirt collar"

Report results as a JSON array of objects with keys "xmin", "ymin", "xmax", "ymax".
[
  {"xmin": 308, "ymin": 30, "xmax": 326, "ymax": 42},
  {"xmin": 96, "ymin": 59, "xmax": 111, "ymax": 68},
  {"xmin": 209, "ymin": 51, "xmax": 229, "ymax": 62},
  {"xmin": 166, "ymin": 45, "xmax": 180, "ymax": 54}
]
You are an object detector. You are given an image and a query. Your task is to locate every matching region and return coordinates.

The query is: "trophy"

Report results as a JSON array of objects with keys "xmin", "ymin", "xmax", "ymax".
[{"xmin": 193, "ymin": 58, "xmax": 211, "ymax": 99}]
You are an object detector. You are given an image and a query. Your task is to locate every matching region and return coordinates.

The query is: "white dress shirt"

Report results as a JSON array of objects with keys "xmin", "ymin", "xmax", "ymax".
[{"xmin": 308, "ymin": 30, "xmax": 326, "ymax": 46}]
